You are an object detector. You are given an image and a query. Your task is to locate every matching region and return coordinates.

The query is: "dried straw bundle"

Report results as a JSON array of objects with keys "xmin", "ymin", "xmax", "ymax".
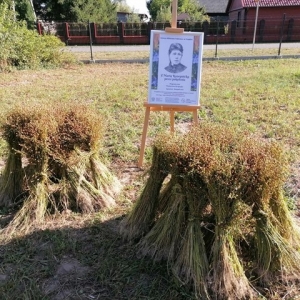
[
  {"xmin": 121, "ymin": 122, "xmax": 300, "ymax": 299},
  {"xmin": 172, "ymin": 177, "xmax": 210, "ymax": 299},
  {"xmin": 0, "ymin": 103, "xmax": 121, "ymax": 234},
  {"xmin": 120, "ymin": 147, "xmax": 170, "ymax": 240},
  {"xmin": 238, "ymin": 137, "xmax": 300, "ymax": 282},
  {"xmin": 0, "ymin": 106, "xmax": 39, "ymax": 207},
  {"xmin": 0, "ymin": 147, "xmax": 23, "ymax": 207}
]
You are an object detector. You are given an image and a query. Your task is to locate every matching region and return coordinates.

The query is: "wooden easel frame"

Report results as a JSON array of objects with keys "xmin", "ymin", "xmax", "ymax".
[
  {"xmin": 138, "ymin": 103, "xmax": 200, "ymax": 167},
  {"xmin": 138, "ymin": 0, "xmax": 201, "ymax": 167}
]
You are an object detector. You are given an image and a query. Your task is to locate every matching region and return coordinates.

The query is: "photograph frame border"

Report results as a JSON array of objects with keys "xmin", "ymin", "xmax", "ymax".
[{"xmin": 148, "ymin": 30, "xmax": 204, "ymax": 107}]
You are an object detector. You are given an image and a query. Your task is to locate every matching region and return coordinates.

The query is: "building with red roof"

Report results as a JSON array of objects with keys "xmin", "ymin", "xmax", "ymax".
[{"xmin": 227, "ymin": 0, "xmax": 300, "ymax": 42}]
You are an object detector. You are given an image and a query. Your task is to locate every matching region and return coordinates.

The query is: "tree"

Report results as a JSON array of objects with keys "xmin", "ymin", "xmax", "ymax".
[
  {"xmin": 72, "ymin": 0, "xmax": 117, "ymax": 23},
  {"xmin": 15, "ymin": 0, "xmax": 36, "ymax": 25},
  {"xmin": 179, "ymin": 0, "xmax": 207, "ymax": 22},
  {"xmin": 155, "ymin": 4, "xmax": 171, "ymax": 22},
  {"xmin": 146, "ymin": 0, "xmax": 170, "ymax": 21},
  {"xmin": 0, "ymin": 0, "xmax": 36, "ymax": 27},
  {"xmin": 115, "ymin": 0, "xmax": 131, "ymax": 12},
  {"xmin": 33, "ymin": 0, "xmax": 117, "ymax": 22},
  {"xmin": 146, "ymin": 0, "xmax": 207, "ymax": 22}
]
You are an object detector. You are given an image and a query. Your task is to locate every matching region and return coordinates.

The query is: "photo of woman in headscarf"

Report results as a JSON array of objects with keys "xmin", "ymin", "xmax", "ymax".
[{"xmin": 164, "ymin": 43, "xmax": 187, "ymax": 74}]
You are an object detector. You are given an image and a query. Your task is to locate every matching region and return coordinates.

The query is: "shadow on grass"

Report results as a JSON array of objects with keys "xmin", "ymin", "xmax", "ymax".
[{"xmin": 0, "ymin": 215, "xmax": 194, "ymax": 300}]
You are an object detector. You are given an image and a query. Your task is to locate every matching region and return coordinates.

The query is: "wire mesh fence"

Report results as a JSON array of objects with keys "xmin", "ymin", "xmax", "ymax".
[
  {"xmin": 37, "ymin": 16, "xmax": 300, "ymax": 46},
  {"xmin": 95, "ymin": 23, "xmax": 119, "ymax": 36}
]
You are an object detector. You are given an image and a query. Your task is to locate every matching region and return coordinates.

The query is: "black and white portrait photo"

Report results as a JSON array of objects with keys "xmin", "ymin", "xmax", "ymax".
[{"xmin": 164, "ymin": 43, "xmax": 187, "ymax": 74}]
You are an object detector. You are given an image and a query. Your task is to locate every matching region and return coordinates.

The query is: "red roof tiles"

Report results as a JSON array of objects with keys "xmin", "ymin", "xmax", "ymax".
[{"xmin": 242, "ymin": 0, "xmax": 300, "ymax": 7}]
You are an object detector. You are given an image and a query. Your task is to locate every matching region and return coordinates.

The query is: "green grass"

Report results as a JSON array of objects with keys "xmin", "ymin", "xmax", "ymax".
[{"xmin": 0, "ymin": 58, "xmax": 299, "ymax": 299}]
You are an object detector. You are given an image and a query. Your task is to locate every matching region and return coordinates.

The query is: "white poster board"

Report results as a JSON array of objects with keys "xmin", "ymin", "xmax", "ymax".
[{"xmin": 148, "ymin": 30, "xmax": 204, "ymax": 106}]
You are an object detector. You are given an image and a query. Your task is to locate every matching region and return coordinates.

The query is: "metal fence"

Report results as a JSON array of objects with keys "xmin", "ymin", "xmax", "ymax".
[{"xmin": 37, "ymin": 15, "xmax": 300, "ymax": 46}]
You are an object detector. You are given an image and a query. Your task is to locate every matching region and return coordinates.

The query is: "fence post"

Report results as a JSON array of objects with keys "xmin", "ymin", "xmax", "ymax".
[
  {"xmin": 36, "ymin": 21, "xmax": 43, "ymax": 35},
  {"xmin": 118, "ymin": 22, "xmax": 125, "ymax": 44},
  {"xmin": 202, "ymin": 20, "xmax": 209, "ymax": 44},
  {"xmin": 258, "ymin": 19, "xmax": 265, "ymax": 42},
  {"xmin": 147, "ymin": 22, "xmax": 153, "ymax": 45},
  {"xmin": 63, "ymin": 22, "xmax": 69, "ymax": 45},
  {"xmin": 231, "ymin": 20, "xmax": 236, "ymax": 43},
  {"xmin": 287, "ymin": 18, "xmax": 294, "ymax": 42},
  {"xmin": 215, "ymin": 17, "xmax": 220, "ymax": 58},
  {"xmin": 90, "ymin": 22, "xmax": 96, "ymax": 42},
  {"xmin": 88, "ymin": 20, "xmax": 94, "ymax": 62},
  {"xmin": 252, "ymin": 0, "xmax": 260, "ymax": 50},
  {"xmin": 278, "ymin": 13, "xmax": 286, "ymax": 56}
]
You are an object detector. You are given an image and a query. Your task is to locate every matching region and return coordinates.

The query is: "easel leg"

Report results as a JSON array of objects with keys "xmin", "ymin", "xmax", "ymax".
[
  {"xmin": 170, "ymin": 111, "xmax": 175, "ymax": 133},
  {"xmin": 193, "ymin": 109, "xmax": 198, "ymax": 125},
  {"xmin": 138, "ymin": 107, "xmax": 151, "ymax": 167}
]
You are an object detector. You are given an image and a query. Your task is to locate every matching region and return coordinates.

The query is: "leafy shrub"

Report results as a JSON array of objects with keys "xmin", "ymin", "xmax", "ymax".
[{"xmin": 0, "ymin": 2, "xmax": 76, "ymax": 71}]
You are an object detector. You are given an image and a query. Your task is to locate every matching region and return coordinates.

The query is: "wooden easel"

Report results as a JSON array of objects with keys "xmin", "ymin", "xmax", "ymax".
[{"xmin": 138, "ymin": 0, "xmax": 200, "ymax": 167}]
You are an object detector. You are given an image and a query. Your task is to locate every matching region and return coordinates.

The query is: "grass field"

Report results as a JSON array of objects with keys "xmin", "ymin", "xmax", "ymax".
[{"xmin": 0, "ymin": 58, "xmax": 300, "ymax": 299}]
